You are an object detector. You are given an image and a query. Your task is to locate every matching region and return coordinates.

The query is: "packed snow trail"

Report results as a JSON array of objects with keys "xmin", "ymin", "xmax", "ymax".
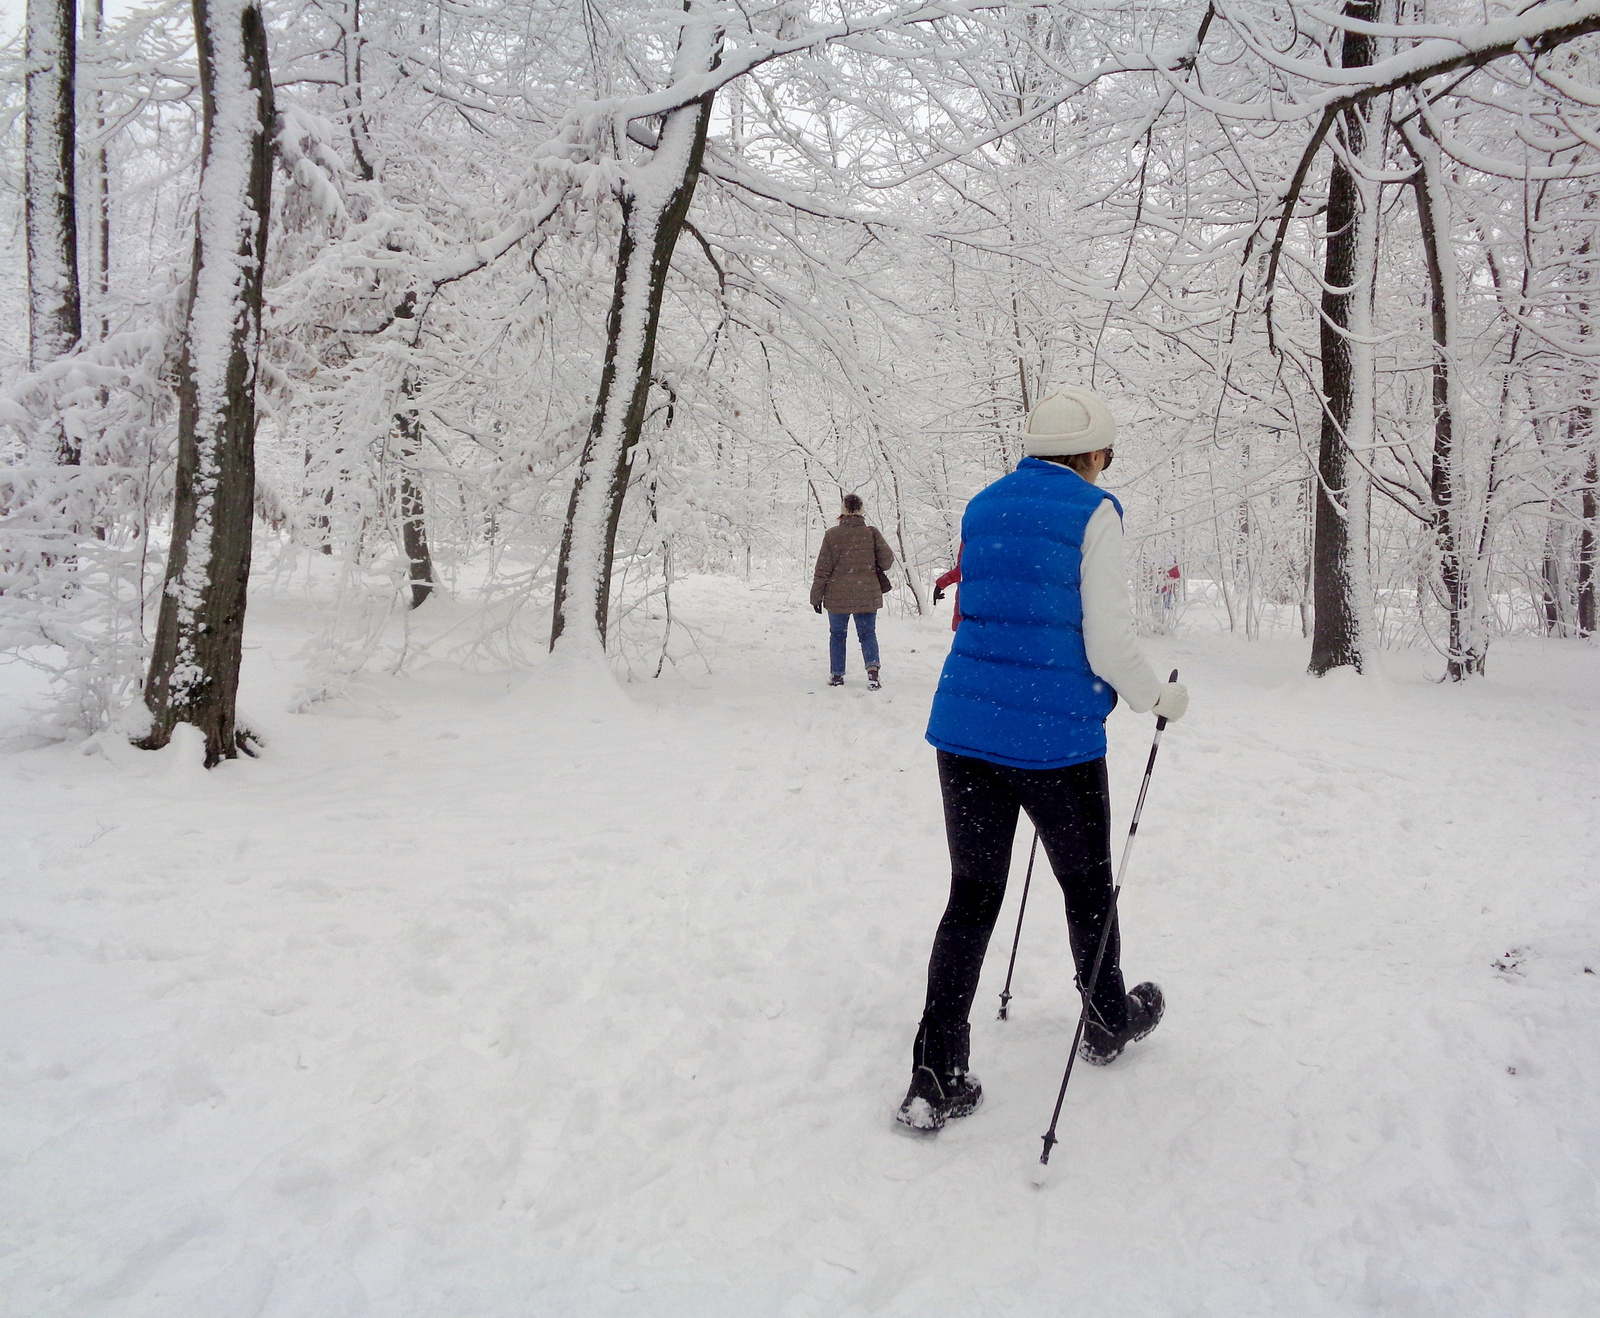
[{"xmin": 2, "ymin": 578, "xmax": 1597, "ymax": 1316}]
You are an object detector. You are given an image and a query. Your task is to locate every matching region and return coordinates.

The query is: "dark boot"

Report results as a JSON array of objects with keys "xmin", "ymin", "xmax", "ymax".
[
  {"xmin": 934, "ymin": 1019, "xmax": 982, "ymax": 1118},
  {"xmin": 866, "ymin": 666, "xmax": 882, "ymax": 691},
  {"xmin": 896, "ymin": 1065, "xmax": 947, "ymax": 1131},
  {"xmin": 1079, "ymin": 982, "xmax": 1164, "ymax": 1066},
  {"xmin": 896, "ymin": 1015, "xmax": 983, "ymax": 1131},
  {"xmin": 828, "ymin": 673, "xmax": 844, "ymax": 687}
]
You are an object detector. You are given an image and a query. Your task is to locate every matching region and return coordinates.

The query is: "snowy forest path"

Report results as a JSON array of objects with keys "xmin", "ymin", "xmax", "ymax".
[{"xmin": 2, "ymin": 577, "xmax": 1597, "ymax": 1316}]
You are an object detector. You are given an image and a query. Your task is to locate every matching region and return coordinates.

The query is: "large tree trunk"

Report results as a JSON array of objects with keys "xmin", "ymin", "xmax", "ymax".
[
  {"xmin": 1404, "ymin": 121, "xmax": 1480, "ymax": 678},
  {"xmin": 138, "ymin": 0, "xmax": 274, "ymax": 766},
  {"xmin": 24, "ymin": 0, "xmax": 82, "ymax": 464},
  {"xmin": 549, "ymin": 10, "xmax": 721, "ymax": 653},
  {"xmin": 1309, "ymin": 1, "xmax": 1381, "ymax": 676}
]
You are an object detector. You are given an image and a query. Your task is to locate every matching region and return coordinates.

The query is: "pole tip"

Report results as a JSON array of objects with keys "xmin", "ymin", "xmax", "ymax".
[{"xmin": 1029, "ymin": 1160, "xmax": 1053, "ymax": 1188}]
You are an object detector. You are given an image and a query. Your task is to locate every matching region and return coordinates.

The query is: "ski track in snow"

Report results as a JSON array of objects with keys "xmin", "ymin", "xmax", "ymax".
[{"xmin": 2, "ymin": 577, "xmax": 1597, "ymax": 1316}]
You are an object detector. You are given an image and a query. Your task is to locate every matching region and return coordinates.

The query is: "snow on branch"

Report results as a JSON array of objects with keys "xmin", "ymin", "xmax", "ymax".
[{"xmin": 535, "ymin": 1, "xmax": 1010, "ymax": 167}]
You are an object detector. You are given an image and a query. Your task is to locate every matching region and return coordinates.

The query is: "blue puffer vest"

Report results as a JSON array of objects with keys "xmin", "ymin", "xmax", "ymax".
[{"xmin": 926, "ymin": 457, "xmax": 1122, "ymax": 770}]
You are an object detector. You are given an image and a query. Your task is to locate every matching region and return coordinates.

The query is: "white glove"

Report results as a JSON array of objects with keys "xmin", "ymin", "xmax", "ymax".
[{"xmin": 1152, "ymin": 682, "xmax": 1188, "ymax": 722}]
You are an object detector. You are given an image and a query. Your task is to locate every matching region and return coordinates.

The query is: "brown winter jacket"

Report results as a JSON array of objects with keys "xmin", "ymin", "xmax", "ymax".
[{"xmin": 811, "ymin": 515, "xmax": 895, "ymax": 614}]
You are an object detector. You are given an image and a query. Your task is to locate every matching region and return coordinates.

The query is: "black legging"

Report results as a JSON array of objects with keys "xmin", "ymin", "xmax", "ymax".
[{"xmin": 923, "ymin": 749, "xmax": 1128, "ymax": 1036}]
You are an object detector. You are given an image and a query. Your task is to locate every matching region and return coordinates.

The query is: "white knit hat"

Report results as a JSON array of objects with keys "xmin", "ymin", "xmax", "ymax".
[{"xmin": 1023, "ymin": 387, "xmax": 1118, "ymax": 456}]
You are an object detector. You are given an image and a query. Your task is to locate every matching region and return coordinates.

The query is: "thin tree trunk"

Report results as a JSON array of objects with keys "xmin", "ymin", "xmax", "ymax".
[
  {"xmin": 138, "ymin": 0, "xmax": 273, "ymax": 766},
  {"xmin": 81, "ymin": 0, "xmax": 109, "ymax": 342},
  {"xmin": 301, "ymin": 0, "xmax": 369, "ymax": 558},
  {"xmin": 395, "ymin": 373, "xmax": 435, "ymax": 609},
  {"xmin": 1309, "ymin": 0, "xmax": 1380, "ymax": 676},
  {"xmin": 1473, "ymin": 218, "xmax": 1537, "ymax": 656},
  {"xmin": 349, "ymin": 0, "xmax": 434, "ymax": 604},
  {"xmin": 1011, "ymin": 276, "xmax": 1032, "ymax": 416},
  {"xmin": 346, "ymin": 0, "xmax": 375, "ymax": 183},
  {"xmin": 550, "ymin": 8, "xmax": 721, "ymax": 652},
  {"xmin": 398, "ymin": 470, "xmax": 434, "ymax": 607},
  {"xmin": 872, "ymin": 434, "xmax": 926, "ymax": 615},
  {"xmin": 1296, "ymin": 474, "xmax": 1312, "ymax": 638},
  {"xmin": 25, "ymin": 0, "xmax": 82, "ymax": 464},
  {"xmin": 1576, "ymin": 231, "xmax": 1596, "ymax": 637},
  {"xmin": 1541, "ymin": 522, "xmax": 1568, "ymax": 636},
  {"xmin": 1580, "ymin": 450, "xmax": 1598, "ymax": 636}
]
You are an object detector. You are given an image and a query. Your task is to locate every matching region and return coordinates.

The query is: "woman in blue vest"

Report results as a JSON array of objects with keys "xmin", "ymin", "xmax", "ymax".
[{"xmin": 898, "ymin": 387, "xmax": 1190, "ymax": 1132}]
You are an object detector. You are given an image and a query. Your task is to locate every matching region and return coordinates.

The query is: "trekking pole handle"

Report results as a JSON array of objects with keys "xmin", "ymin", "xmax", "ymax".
[{"xmin": 1154, "ymin": 668, "xmax": 1178, "ymax": 731}]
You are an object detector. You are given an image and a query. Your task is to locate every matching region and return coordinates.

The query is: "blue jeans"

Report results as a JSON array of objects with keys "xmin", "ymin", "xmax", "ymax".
[{"xmin": 829, "ymin": 611, "xmax": 880, "ymax": 675}]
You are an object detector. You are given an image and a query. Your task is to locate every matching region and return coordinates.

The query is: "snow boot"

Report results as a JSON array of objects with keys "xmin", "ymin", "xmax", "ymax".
[
  {"xmin": 896, "ymin": 1065, "xmax": 948, "ymax": 1131},
  {"xmin": 866, "ymin": 666, "xmax": 882, "ymax": 691},
  {"xmin": 941, "ymin": 1067, "xmax": 982, "ymax": 1119},
  {"xmin": 1079, "ymin": 982, "xmax": 1164, "ymax": 1067},
  {"xmin": 896, "ymin": 1016, "xmax": 982, "ymax": 1132},
  {"xmin": 828, "ymin": 673, "xmax": 844, "ymax": 687}
]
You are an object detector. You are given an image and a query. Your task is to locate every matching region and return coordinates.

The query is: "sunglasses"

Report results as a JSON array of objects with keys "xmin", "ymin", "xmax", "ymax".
[{"xmin": 1100, "ymin": 448, "xmax": 1114, "ymax": 471}]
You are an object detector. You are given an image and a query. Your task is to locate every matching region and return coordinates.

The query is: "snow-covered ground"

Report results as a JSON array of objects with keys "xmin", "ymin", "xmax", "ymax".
[{"xmin": 3, "ymin": 577, "xmax": 1597, "ymax": 1316}]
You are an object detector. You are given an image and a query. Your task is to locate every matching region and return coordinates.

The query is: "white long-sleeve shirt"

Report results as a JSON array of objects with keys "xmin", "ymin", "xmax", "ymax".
[{"xmin": 1079, "ymin": 500, "xmax": 1164, "ymax": 713}]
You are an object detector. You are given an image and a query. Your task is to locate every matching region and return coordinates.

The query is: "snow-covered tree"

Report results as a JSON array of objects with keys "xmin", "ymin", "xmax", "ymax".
[
  {"xmin": 24, "ymin": 0, "xmax": 81, "ymax": 461},
  {"xmin": 137, "ymin": 0, "xmax": 274, "ymax": 764}
]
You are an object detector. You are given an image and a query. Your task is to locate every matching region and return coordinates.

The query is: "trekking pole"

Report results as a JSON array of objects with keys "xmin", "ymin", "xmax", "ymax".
[
  {"xmin": 1038, "ymin": 669, "xmax": 1178, "ymax": 1169},
  {"xmin": 997, "ymin": 831, "xmax": 1039, "ymax": 1020}
]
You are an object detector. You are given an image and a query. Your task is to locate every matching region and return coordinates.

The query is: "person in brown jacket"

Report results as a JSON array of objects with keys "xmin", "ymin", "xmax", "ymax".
[{"xmin": 811, "ymin": 493, "xmax": 895, "ymax": 688}]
